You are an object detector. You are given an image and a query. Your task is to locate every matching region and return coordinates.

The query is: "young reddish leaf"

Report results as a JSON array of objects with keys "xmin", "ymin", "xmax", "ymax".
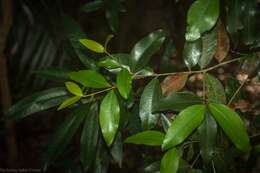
[
  {"xmin": 161, "ymin": 73, "xmax": 188, "ymax": 96},
  {"xmin": 214, "ymin": 21, "xmax": 230, "ymax": 62}
]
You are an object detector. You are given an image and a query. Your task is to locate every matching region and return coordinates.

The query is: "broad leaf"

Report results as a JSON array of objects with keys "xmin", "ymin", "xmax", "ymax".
[
  {"xmin": 208, "ymin": 103, "xmax": 251, "ymax": 152},
  {"xmin": 162, "ymin": 105, "xmax": 206, "ymax": 150},
  {"xmin": 34, "ymin": 67, "xmax": 70, "ymax": 81},
  {"xmin": 124, "ymin": 130, "xmax": 165, "ymax": 146},
  {"xmin": 161, "ymin": 73, "xmax": 188, "ymax": 96},
  {"xmin": 99, "ymin": 90, "xmax": 120, "ymax": 146},
  {"xmin": 98, "ymin": 58, "xmax": 121, "ymax": 69},
  {"xmin": 7, "ymin": 88, "xmax": 68, "ymax": 120},
  {"xmin": 65, "ymin": 81, "xmax": 83, "ymax": 96},
  {"xmin": 80, "ymin": 0, "xmax": 104, "ymax": 13},
  {"xmin": 198, "ymin": 28, "xmax": 217, "ymax": 69},
  {"xmin": 69, "ymin": 70, "xmax": 110, "ymax": 88},
  {"xmin": 160, "ymin": 148, "xmax": 180, "ymax": 173},
  {"xmin": 44, "ymin": 104, "xmax": 88, "ymax": 168},
  {"xmin": 57, "ymin": 96, "xmax": 81, "ymax": 110},
  {"xmin": 198, "ymin": 112, "xmax": 217, "ymax": 164},
  {"xmin": 183, "ymin": 40, "xmax": 202, "ymax": 69},
  {"xmin": 205, "ymin": 73, "xmax": 226, "ymax": 104},
  {"xmin": 116, "ymin": 68, "xmax": 132, "ymax": 99},
  {"xmin": 130, "ymin": 30, "xmax": 166, "ymax": 72},
  {"xmin": 110, "ymin": 133, "xmax": 123, "ymax": 167},
  {"xmin": 140, "ymin": 78, "xmax": 162, "ymax": 130},
  {"xmin": 80, "ymin": 103, "xmax": 99, "ymax": 171},
  {"xmin": 185, "ymin": 0, "xmax": 220, "ymax": 41},
  {"xmin": 79, "ymin": 39, "xmax": 105, "ymax": 53},
  {"xmin": 153, "ymin": 91, "xmax": 203, "ymax": 112}
]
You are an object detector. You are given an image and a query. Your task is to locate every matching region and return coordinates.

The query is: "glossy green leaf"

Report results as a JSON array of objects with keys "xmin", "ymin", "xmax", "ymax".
[
  {"xmin": 116, "ymin": 68, "xmax": 132, "ymax": 99},
  {"xmin": 208, "ymin": 103, "xmax": 251, "ymax": 152},
  {"xmin": 99, "ymin": 91, "xmax": 120, "ymax": 146},
  {"xmin": 183, "ymin": 40, "xmax": 202, "ymax": 69},
  {"xmin": 7, "ymin": 88, "xmax": 68, "ymax": 120},
  {"xmin": 124, "ymin": 130, "xmax": 165, "ymax": 146},
  {"xmin": 57, "ymin": 96, "xmax": 81, "ymax": 110},
  {"xmin": 110, "ymin": 133, "xmax": 123, "ymax": 167},
  {"xmin": 198, "ymin": 28, "xmax": 217, "ymax": 69},
  {"xmin": 140, "ymin": 78, "xmax": 162, "ymax": 130},
  {"xmin": 130, "ymin": 30, "xmax": 166, "ymax": 72},
  {"xmin": 80, "ymin": 0, "xmax": 104, "ymax": 13},
  {"xmin": 153, "ymin": 92, "xmax": 203, "ymax": 112},
  {"xmin": 69, "ymin": 70, "xmax": 110, "ymax": 88},
  {"xmin": 98, "ymin": 58, "xmax": 121, "ymax": 69},
  {"xmin": 160, "ymin": 148, "xmax": 180, "ymax": 173},
  {"xmin": 205, "ymin": 73, "xmax": 226, "ymax": 104},
  {"xmin": 105, "ymin": 0, "xmax": 120, "ymax": 32},
  {"xmin": 34, "ymin": 67, "xmax": 70, "ymax": 81},
  {"xmin": 161, "ymin": 114, "xmax": 171, "ymax": 133},
  {"xmin": 79, "ymin": 39, "xmax": 105, "ymax": 53},
  {"xmin": 198, "ymin": 112, "xmax": 217, "ymax": 164},
  {"xmin": 65, "ymin": 81, "xmax": 83, "ymax": 96},
  {"xmin": 80, "ymin": 103, "xmax": 99, "ymax": 171},
  {"xmin": 185, "ymin": 0, "xmax": 220, "ymax": 41},
  {"xmin": 162, "ymin": 105, "xmax": 206, "ymax": 150},
  {"xmin": 44, "ymin": 104, "xmax": 88, "ymax": 168}
]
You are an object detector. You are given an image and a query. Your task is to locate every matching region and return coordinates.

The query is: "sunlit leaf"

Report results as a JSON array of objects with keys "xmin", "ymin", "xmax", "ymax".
[
  {"xmin": 79, "ymin": 39, "xmax": 105, "ymax": 53},
  {"xmin": 65, "ymin": 81, "xmax": 83, "ymax": 96},
  {"xmin": 58, "ymin": 96, "xmax": 81, "ymax": 110},
  {"xmin": 160, "ymin": 148, "xmax": 180, "ymax": 173},
  {"xmin": 116, "ymin": 68, "xmax": 132, "ymax": 99},
  {"xmin": 105, "ymin": 34, "xmax": 114, "ymax": 50}
]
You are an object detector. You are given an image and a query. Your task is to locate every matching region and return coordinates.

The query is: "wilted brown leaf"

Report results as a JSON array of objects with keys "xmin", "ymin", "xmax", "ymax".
[
  {"xmin": 214, "ymin": 21, "xmax": 230, "ymax": 62},
  {"xmin": 161, "ymin": 73, "xmax": 188, "ymax": 96}
]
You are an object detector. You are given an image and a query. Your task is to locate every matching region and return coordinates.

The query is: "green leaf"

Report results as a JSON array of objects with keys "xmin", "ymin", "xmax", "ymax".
[
  {"xmin": 79, "ymin": 39, "xmax": 105, "ymax": 53},
  {"xmin": 110, "ymin": 133, "xmax": 123, "ymax": 167},
  {"xmin": 65, "ymin": 81, "xmax": 83, "ymax": 96},
  {"xmin": 80, "ymin": 103, "xmax": 99, "ymax": 171},
  {"xmin": 185, "ymin": 0, "xmax": 220, "ymax": 41},
  {"xmin": 208, "ymin": 103, "xmax": 251, "ymax": 152},
  {"xmin": 57, "ymin": 96, "xmax": 81, "ymax": 110},
  {"xmin": 198, "ymin": 28, "xmax": 217, "ymax": 69},
  {"xmin": 124, "ymin": 130, "xmax": 165, "ymax": 146},
  {"xmin": 44, "ymin": 104, "xmax": 88, "ymax": 169},
  {"xmin": 7, "ymin": 87, "xmax": 68, "ymax": 120},
  {"xmin": 198, "ymin": 112, "xmax": 217, "ymax": 164},
  {"xmin": 105, "ymin": 0, "xmax": 120, "ymax": 33},
  {"xmin": 34, "ymin": 67, "xmax": 70, "ymax": 81},
  {"xmin": 98, "ymin": 58, "xmax": 121, "ymax": 69},
  {"xmin": 69, "ymin": 70, "xmax": 110, "ymax": 88},
  {"xmin": 160, "ymin": 148, "xmax": 180, "ymax": 173},
  {"xmin": 80, "ymin": 0, "xmax": 104, "ymax": 13},
  {"xmin": 140, "ymin": 78, "xmax": 162, "ymax": 130},
  {"xmin": 104, "ymin": 34, "xmax": 114, "ymax": 50},
  {"xmin": 130, "ymin": 30, "xmax": 166, "ymax": 72},
  {"xmin": 99, "ymin": 90, "xmax": 120, "ymax": 146},
  {"xmin": 116, "ymin": 68, "xmax": 132, "ymax": 99},
  {"xmin": 162, "ymin": 105, "xmax": 206, "ymax": 150},
  {"xmin": 153, "ymin": 92, "xmax": 203, "ymax": 112},
  {"xmin": 205, "ymin": 73, "xmax": 226, "ymax": 104},
  {"xmin": 161, "ymin": 114, "xmax": 171, "ymax": 133},
  {"xmin": 183, "ymin": 40, "xmax": 202, "ymax": 69}
]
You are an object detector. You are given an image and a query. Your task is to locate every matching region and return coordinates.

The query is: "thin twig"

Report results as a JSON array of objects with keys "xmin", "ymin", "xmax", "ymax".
[
  {"xmin": 83, "ymin": 86, "xmax": 116, "ymax": 98},
  {"xmin": 228, "ymin": 76, "xmax": 248, "ymax": 105},
  {"xmin": 188, "ymin": 153, "xmax": 200, "ymax": 173}
]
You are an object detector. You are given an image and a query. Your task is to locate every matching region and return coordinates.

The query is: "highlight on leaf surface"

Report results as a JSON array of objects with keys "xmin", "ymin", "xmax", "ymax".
[
  {"xmin": 58, "ymin": 96, "xmax": 81, "ymax": 110},
  {"xmin": 79, "ymin": 39, "xmax": 105, "ymax": 53},
  {"xmin": 65, "ymin": 81, "xmax": 83, "ymax": 96}
]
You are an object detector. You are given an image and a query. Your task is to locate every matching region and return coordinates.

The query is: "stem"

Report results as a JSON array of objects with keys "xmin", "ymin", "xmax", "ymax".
[
  {"xmin": 212, "ymin": 160, "xmax": 216, "ymax": 173},
  {"xmin": 228, "ymin": 76, "xmax": 248, "ymax": 105},
  {"xmin": 202, "ymin": 72, "xmax": 206, "ymax": 103},
  {"xmin": 83, "ymin": 86, "xmax": 116, "ymax": 98},
  {"xmin": 188, "ymin": 154, "xmax": 200, "ymax": 172}
]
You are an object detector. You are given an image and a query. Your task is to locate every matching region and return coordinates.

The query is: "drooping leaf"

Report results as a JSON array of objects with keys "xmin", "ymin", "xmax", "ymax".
[
  {"xmin": 162, "ymin": 105, "xmax": 206, "ymax": 150},
  {"xmin": 99, "ymin": 90, "xmax": 120, "ymax": 146},
  {"xmin": 34, "ymin": 67, "xmax": 70, "ymax": 81},
  {"xmin": 79, "ymin": 39, "xmax": 105, "ymax": 53},
  {"xmin": 205, "ymin": 73, "xmax": 226, "ymax": 104},
  {"xmin": 198, "ymin": 28, "xmax": 217, "ymax": 69},
  {"xmin": 80, "ymin": 0, "xmax": 104, "ymax": 13},
  {"xmin": 57, "ymin": 96, "xmax": 81, "ymax": 110},
  {"xmin": 110, "ymin": 132, "xmax": 123, "ymax": 167},
  {"xmin": 214, "ymin": 21, "xmax": 230, "ymax": 62},
  {"xmin": 161, "ymin": 73, "xmax": 188, "ymax": 96},
  {"xmin": 160, "ymin": 148, "xmax": 180, "ymax": 173},
  {"xmin": 198, "ymin": 112, "xmax": 217, "ymax": 164},
  {"xmin": 65, "ymin": 81, "xmax": 83, "ymax": 96},
  {"xmin": 183, "ymin": 39, "xmax": 202, "ymax": 69},
  {"xmin": 130, "ymin": 30, "xmax": 166, "ymax": 72},
  {"xmin": 185, "ymin": 0, "xmax": 220, "ymax": 41},
  {"xmin": 139, "ymin": 78, "xmax": 162, "ymax": 130},
  {"xmin": 124, "ymin": 130, "xmax": 165, "ymax": 146},
  {"xmin": 80, "ymin": 103, "xmax": 99, "ymax": 171},
  {"xmin": 116, "ymin": 68, "xmax": 132, "ymax": 99},
  {"xmin": 44, "ymin": 104, "xmax": 88, "ymax": 169},
  {"xmin": 7, "ymin": 87, "xmax": 69, "ymax": 120},
  {"xmin": 153, "ymin": 92, "xmax": 203, "ymax": 112},
  {"xmin": 69, "ymin": 70, "xmax": 110, "ymax": 88},
  {"xmin": 105, "ymin": 0, "xmax": 120, "ymax": 33},
  {"xmin": 208, "ymin": 103, "xmax": 251, "ymax": 152}
]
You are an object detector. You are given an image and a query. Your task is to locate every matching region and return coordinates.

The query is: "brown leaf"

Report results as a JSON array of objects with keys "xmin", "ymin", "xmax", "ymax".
[
  {"xmin": 214, "ymin": 21, "xmax": 230, "ymax": 62},
  {"xmin": 161, "ymin": 73, "xmax": 188, "ymax": 96}
]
